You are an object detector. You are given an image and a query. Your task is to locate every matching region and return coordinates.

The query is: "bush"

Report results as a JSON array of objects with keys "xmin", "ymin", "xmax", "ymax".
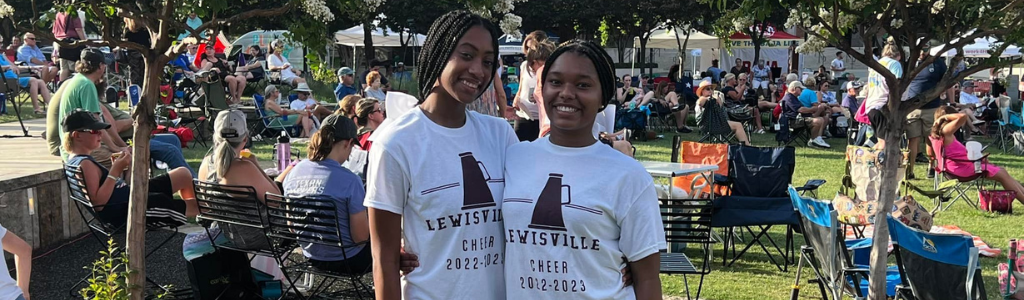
[{"xmin": 80, "ymin": 239, "xmax": 169, "ymax": 300}]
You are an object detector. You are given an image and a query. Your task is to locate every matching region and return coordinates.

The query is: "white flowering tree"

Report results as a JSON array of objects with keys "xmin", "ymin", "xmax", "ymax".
[
  {"xmin": 704, "ymin": 0, "xmax": 789, "ymax": 66},
  {"xmin": 0, "ymin": 0, "xmax": 335, "ymax": 298},
  {"xmin": 729, "ymin": 0, "xmax": 1024, "ymax": 298}
]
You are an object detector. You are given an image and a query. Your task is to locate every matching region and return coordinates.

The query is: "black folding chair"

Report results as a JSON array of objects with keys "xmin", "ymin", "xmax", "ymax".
[
  {"xmin": 192, "ymin": 180, "xmax": 305, "ymax": 299},
  {"xmin": 264, "ymin": 193, "xmax": 373, "ymax": 300},
  {"xmin": 776, "ymin": 112, "xmax": 812, "ymax": 147},
  {"xmin": 712, "ymin": 145, "xmax": 801, "ymax": 272},
  {"xmin": 63, "ymin": 164, "xmax": 187, "ymax": 298},
  {"xmin": 659, "ymin": 197, "xmax": 714, "ymax": 300}
]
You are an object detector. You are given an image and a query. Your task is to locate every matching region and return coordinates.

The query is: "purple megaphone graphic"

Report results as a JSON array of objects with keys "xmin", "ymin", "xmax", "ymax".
[
  {"xmin": 460, "ymin": 152, "xmax": 496, "ymax": 210},
  {"xmin": 528, "ymin": 173, "xmax": 571, "ymax": 231}
]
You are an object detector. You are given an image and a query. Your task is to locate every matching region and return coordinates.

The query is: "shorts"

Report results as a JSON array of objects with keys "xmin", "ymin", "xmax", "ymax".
[
  {"xmin": 789, "ymin": 115, "xmax": 813, "ymax": 129},
  {"xmin": 96, "ymin": 174, "xmax": 188, "ymax": 227},
  {"xmin": 868, "ymin": 109, "xmax": 888, "ymax": 137},
  {"xmin": 17, "ymin": 77, "xmax": 30, "ymax": 88},
  {"xmin": 60, "ymin": 59, "xmax": 76, "ymax": 74},
  {"xmin": 905, "ymin": 107, "xmax": 937, "ymax": 139},
  {"xmin": 752, "ymin": 79, "xmax": 768, "ymax": 89},
  {"xmin": 309, "ymin": 244, "xmax": 373, "ymax": 275}
]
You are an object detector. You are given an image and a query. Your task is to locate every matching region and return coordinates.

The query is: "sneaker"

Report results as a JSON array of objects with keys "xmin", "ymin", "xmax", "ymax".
[
  {"xmin": 915, "ymin": 153, "xmax": 929, "ymax": 163},
  {"xmin": 676, "ymin": 127, "xmax": 693, "ymax": 133},
  {"xmin": 927, "ymin": 168, "xmax": 935, "ymax": 179},
  {"xmin": 754, "ymin": 129, "xmax": 766, "ymax": 134},
  {"xmin": 811, "ymin": 137, "xmax": 832, "ymax": 148}
]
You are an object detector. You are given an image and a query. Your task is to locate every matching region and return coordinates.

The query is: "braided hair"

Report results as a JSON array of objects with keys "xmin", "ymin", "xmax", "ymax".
[
  {"xmin": 541, "ymin": 39, "xmax": 617, "ymax": 110},
  {"xmin": 416, "ymin": 10, "xmax": 500, "ymax": 103}
]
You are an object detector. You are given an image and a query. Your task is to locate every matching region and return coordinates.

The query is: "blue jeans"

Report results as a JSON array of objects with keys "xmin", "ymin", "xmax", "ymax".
[{"xmin": 151, "ymin": 134, "xmax": 196, "ymax": 178}]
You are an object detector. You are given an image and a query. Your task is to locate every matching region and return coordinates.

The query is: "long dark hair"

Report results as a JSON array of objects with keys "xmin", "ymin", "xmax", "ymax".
[
  {"xmin": 416, "ymin": 10, "xmax": 500, "ymax": 103},
  {"xmin": 541, "ymin": 39, "xmax": 616, "ymax": 110},
  {"xmin": 930, "ymin": 105, "xmax": 958, "ymax": 138}
]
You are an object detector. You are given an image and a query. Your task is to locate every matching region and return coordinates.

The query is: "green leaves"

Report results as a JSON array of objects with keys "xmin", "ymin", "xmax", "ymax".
[{"xmin": 79, "ymin": 239, "xmax": 169, "ymax": 300}]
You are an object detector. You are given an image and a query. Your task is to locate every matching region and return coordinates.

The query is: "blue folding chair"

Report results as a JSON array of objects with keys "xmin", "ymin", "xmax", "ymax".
[
  {"xmin": 251, "ymin": 93, "xmax": 299, "ymax": 143},
  {"xmin": 887, "ymin": 216, "xmax": 986, "ymax": 300},
  {"xmin": 787, "ymin": 185, "xmax": 901, "ymax": 300}
]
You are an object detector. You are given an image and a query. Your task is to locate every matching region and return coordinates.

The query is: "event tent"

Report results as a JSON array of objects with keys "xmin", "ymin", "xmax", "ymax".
[
  {"xmin": 333, "ymin": 25, "xmax": 426, "ymax": 47},
  {"xmin": 930, "ymin": 37, "xmax": 1021, "ymax": 58},
  {"xmin": 638, "ymin": 28, "xmax": 720, "ymax": 50}
]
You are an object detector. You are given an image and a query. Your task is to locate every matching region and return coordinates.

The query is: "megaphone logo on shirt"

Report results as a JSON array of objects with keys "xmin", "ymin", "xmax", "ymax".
[
  {"xmin": 419, "ymin": 152, "xmax": 504, "ymax": 210},
  {"xmin": 504, "ymin": 173, "xmax": 603, "ymax": 232}
]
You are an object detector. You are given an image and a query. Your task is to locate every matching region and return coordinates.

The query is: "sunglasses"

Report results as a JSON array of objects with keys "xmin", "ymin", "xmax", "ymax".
[
  {"xmin": 77, "ymin": 129, "xmax": 103, "ymax": 135},
  {"xmin": 25, "ymin": 37, "xmax": 36, "ymax": 40}
]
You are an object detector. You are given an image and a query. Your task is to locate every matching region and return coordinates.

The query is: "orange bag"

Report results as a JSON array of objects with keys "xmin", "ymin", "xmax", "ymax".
[{"xmin": 671, "ymin": 141, "xmax": 730, "ymax": 198}]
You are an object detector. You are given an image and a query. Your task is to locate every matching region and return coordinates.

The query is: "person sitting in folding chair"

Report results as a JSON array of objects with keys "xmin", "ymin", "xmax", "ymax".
[
  {"xmin": 695, "ymin": 80, "xmax": 750, "ymax": 145},
  {"xmin": 1, "ymin": 51, "xmax": 50, "ymax": 115},
  {"xmin": 62, "ymin": 110, "xmax": 198, "ymax": 225},
  {"xmin": 280, "ymin": 114, "xmax": 372, "ymax": 275},
  {"xmin": 263, "ymin": 85, "xmax": 313, "ymax": 138},
  {"xmin": 930, "ymin": 106, "xmax": 1024, "ymax": 204},
  {"xmin": 782, "ymin": 80, "xmax": 831, "ymax": 148}
]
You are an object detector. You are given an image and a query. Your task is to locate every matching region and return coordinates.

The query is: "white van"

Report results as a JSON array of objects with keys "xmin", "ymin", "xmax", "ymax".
[{"xmin": 230, "ymin": 30, "xmax": 305, "ymax": 70}]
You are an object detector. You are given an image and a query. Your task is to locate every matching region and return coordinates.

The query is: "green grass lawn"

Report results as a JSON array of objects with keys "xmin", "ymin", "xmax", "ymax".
[
  {"xmin": 176, "ymin": 129, "xmax": 1022, "ymax": 300},
  {"xmin": 0, "ymin": 102, "xmax": 44, "ymax": 123}
]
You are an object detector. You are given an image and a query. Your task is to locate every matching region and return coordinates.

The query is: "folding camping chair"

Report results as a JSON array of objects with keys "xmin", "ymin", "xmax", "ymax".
[
  {"xmin": 264, "ymin": 193, "xmax": 374, "ymax": 299},
  {"xmin": 64, "ymin": 164, "xmax": 188, "ymax": 298},
  {"xmin": 788, "ymin": 186, "xmax": 902, "ymax": 300},
  {"xmin": 192, "ymin": 180, "xmax": 306, "ymax": 299},
  {"xmin": 887, "ymin": 216, "xmax": 987, "ymax": 300},
  {"xmin": 658, "ymin": 197, "xmax": 715, "ymax": 300},
  {"xmin": 670, "ymin": 137, "xmax": 730, "ymax": 199},
  {"xmin": 929, "ymin": 137, "xmax": 989, "ymax": 211},
  {"xmin": 776, "ymin": 112, "xmax": 813, "ymax": 146},
  {"xmin": 712, "ymin": 145, "xmax": 801, "ymax": 272},
  {"xmin": 991, "ymin": 99, "xmax": 1023, "ymax": 154},
  {"xmin": 251, "ymin": 93, "xmax": 300, "ymax": 143}
]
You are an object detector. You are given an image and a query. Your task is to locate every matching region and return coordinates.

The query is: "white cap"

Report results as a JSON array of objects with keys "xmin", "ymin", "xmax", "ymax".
[
  {"xmin": 214, "ymin": 109, "xmax": 248, "ymax": 144},
  {"xmin": 845, "ymin": 81, "xmax": 863, "ymax": 90}
]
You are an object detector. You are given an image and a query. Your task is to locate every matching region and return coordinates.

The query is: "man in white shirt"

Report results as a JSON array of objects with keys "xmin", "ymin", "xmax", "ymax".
[
  {"xmin": 289, "ymin": 82, "xmax": 331, "ymax": 121},
  {"xmin": 955, "ymin": 81, "xmax": 985, "ymax": 132},
  {"xmin": 830, "ymin": 51, "xmax": 846, "ymax": 78}
]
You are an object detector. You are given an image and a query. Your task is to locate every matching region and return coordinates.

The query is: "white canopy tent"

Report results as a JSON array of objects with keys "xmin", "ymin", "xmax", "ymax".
[
  {"xmin": 333, "ymin": 25, "xmax": 426, "ymax": 47},
  {"xmin": 930, "ymin": 36, "xmax": 1021, "ymax": 58},
  {"xmin": 636, "ymin": 28, "xmax": 721, "ymax": 50}
]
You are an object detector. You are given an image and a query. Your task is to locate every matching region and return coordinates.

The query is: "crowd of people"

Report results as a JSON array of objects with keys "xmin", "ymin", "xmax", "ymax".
[{"xmin": 6, "ymin": 6, "xmax": 1024, "ymax": 300}]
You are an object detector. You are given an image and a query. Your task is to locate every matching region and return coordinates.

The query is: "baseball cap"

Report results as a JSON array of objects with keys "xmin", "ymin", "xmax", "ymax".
[
  {"xmin": 337, "ymin": 67, "xmax": 354, "ymax": 77},
  {"xmin": 213, "ymin": 109, "xmax": 248, "ymax": 143},
  {"xmin": 963, "ymin": 81, "xmax": 975, "ymax": 88},
  {"xmin": 62, "ymin": 109, "xmax": 111, "ymax": 132},
  {"xmin": 788, "ymin": 80, "xmax": 806, "ymax": 90},
  {"xmin": 845, "ymin": 81, "xmax": 863, "ymax": 90},
  {"xmin": 80, "ymin": 48, "xmax": 105, "ymax": 68},
  {"xmin": 320, "ymin": 114, "xmax": 358, "ymax": 140}
]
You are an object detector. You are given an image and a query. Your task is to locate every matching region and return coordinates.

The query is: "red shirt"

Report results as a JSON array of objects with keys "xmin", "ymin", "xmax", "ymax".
[
  {"xmin": 358, "ymin": 132, "xmax": 373, "ymax": 151},
  {"xmin": 52, "ymin": 12, "xmax": 84, "ymax": 40}
]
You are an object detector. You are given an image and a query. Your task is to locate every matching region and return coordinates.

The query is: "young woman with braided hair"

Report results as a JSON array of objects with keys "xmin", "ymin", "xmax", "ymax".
[
  {"xmin": 501, "ymin": 39, "xmax": 664, "ymax": 299},
  {"xmin": 364, "ymin": 11, "xmax": 518, "ymax": 300}
]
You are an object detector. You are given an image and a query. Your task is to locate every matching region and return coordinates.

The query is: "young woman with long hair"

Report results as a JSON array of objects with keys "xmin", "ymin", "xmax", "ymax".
[
  {"xmin": 502, "ymin": 39, "xmax": 664, "ymax": 299},
  {"xmin": 930, "ymin": 106, "xmax": 1024, "ymax": 203},
  {"xmin": 365, "ymin": 11, "xmax": 517, "ymax": 300}
]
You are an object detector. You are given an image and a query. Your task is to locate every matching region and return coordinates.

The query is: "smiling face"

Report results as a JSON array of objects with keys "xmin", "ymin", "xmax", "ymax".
[
  {"xmin": 436, "ymin": 25, "xmax": 495, "ymax": 104},
  {"xmin": 543, "ymin": 53, "xmax": 602, "ymax": 134}
]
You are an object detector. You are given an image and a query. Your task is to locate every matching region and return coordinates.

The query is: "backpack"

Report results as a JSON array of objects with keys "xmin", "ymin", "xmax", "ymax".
[{"xmin": 616, "ymin": 108, "xmax": 649, "ymax": 141}]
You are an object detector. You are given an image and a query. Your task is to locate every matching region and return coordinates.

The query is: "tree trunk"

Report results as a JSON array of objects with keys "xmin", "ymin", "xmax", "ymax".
[
  {"xmin": 363, "ymin": 22, "xmax": 375, "ymax": 69},
  {"xmin": 616, "ymin": 38, "xmax": 626, "ymax": 64},
  {"xmin": 125, "ymin": 53, "xmax": 162, "ymax": 300},
  {"xmin": 676, "ymin": 28, "xmax": 691, "ymax": 73},
  {"xmin": 639, "ymin": 37, "xmax": 648, "ymax": 76},
  {"xmin": 866, "ymin": 82, "xmax": 908, "ymax": 300}
]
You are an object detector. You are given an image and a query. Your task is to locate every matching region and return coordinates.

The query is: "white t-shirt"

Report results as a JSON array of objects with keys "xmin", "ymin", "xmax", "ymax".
[
  {"xmin": 515, "ymin": 61, "xmax": 540, "ymax": 120},
  {"xmin": 864, "ymin": 57, "xmax": 904, "ymax": 112},
  {"xmin": 502, "ymin": 137, "xmax": 665, "ymax": 300},
  {"xmin": 959, "ymin": 92, "xmax": 981, "ymax": 106},
  {"xmin": 0, "ymin": 223, "xmax": 23, "ymax": 300},
  {"xmin": 289, "ymin": 98, "xmax": 316, "ymax": 111},
  {"xmin": 831, "ymin": 58, "xmax": 845, "ymax": 77},
  {"xmin": 365, "ymin": 108, "xmax": 518, "ymax": 300},
  {"xmin": 268, "ymin": 54, "xmax": 297, "ymax": 81}
]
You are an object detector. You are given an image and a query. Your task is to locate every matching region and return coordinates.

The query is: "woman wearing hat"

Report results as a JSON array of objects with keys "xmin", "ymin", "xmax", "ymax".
[
  {"xmin": 63, "ymin": 109, "xmax": 198, "ymax": 226},
  {"xmin": 268, "ymin": 39, "xmax": 306, "ymax": 87},
  {"xmin": 263, "ymin": 85, "xmax": 314, "ymax": 138},
  {"xmin": 198, "ymin": 110, "xmax": 281, "ymax": 204},
  {"xmin": 695, "ymin": 81, "xmax": 750, "ymax": 145}
]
